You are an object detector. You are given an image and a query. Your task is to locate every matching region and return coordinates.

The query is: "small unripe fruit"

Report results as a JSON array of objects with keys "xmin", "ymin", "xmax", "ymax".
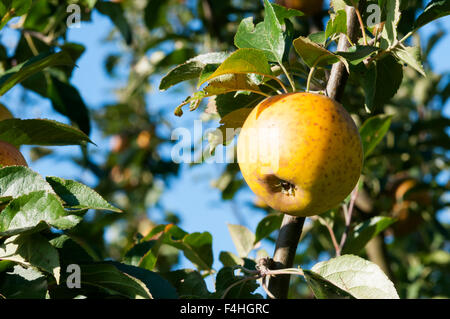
[
  {"xmin": 0, "ymin": 140, "xmax": 28, "ymax": 167},
  {"xmin": 237, "ymin": 92, "xmax": 363, "ymax": 217}
]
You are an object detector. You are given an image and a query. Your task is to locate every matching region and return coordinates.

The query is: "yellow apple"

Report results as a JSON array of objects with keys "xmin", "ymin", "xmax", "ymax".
[
  {"xmin": 0, "ymin": 140, "xmax": 28, "ymax": 167},
  {"xmin": 237, "ymin": 92, "xmax": 363, "ymax": 217}
]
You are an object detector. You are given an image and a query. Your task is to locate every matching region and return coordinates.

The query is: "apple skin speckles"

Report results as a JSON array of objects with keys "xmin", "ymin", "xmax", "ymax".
[{"xmin": 237, "ymin": 92, "xmax": 363, "ymax": 217}]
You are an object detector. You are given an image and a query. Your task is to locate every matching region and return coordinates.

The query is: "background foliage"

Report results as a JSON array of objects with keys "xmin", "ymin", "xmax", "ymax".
[{"xmin": 0, "ymin": 0, "xmax": 448, "ymax": 299}]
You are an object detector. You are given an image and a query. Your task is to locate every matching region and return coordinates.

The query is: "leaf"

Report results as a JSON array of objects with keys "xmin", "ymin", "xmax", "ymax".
[
  {"xmin": 49, "ymin": 234, "xmax": 95, "ymax": 266},
  {"xmin": 254, "ymin": 213, "xmax": 283, "ymax": 244},
  {"xmin": 303, "ymin": 269, "xmax": 355, "ymax": 299},
  {"xmin": 325, "ymin": 10, "xmax": 347, "ymax": 39},
  {"xmin": 204, "ymin": 74, "xmax": 262, "ymax": 96},
  {"xmin": 311, "ymin": 255, "xmax": 399, "ymax": 299},
  {"xmin": 159, "ymin": 52, "xmax": 229, "ymax": 91},
  {"xmin": 213, "ymin": 92, "xmax": 264, "ymax": 118},
  {"xmin": 293, "ymin": 36, "xmax": 349, "ymax": 70},
  {"xmin": 144, "ymin": 0, "xmax": 167, "ymax": 30},
  {"xmin": 373, "ymin": 54, "xmax": 403, "ymax": 108},
  {"xmin": 0, "ymin": 233, "xmax": 60, "ymax": 283},
  {"xmin": 0, "ymin": 0, "xmax": 32, "ymax": 29},
  {"xmin": 219, "ymin": 251, "xmax": 244, "ymax": 267},
  {"xmin": 199, "ymin": 48, "xmax": 273, "ymax": 87},
  {"xmin": 234, "ymin": 0, "xmax": 284, "ymax": 62},
  {"xmin": 123, "ymin": 233, "xmax": 165, "ymax": 271},
  {"xmin": 95, "ymin": 1, "xmax": 132, "ymax": 45},
  {"xmin": 0, "ymin": 265, "xmax": 47, "ymax": 299},
  {"xmin": 308, "ymin": 31, "xmax": 327, "ymax": 45},
  {"xmin": 107, "ymin": 261, "xmax": 178, "ymax": 299},
  {"xmin": 337, "ymin": 46, "xmax": 379, "ymax": 65},
  {"xmin": 0, "ymin": 51, "xmax": 73, "ymax": 96},
  {"xmin": 159, "ymin": 225, "xmax": 213, "ymax": 271},
  {"xmin": 163, "ymin": 269, "xmax": 211, "ymax": 299},
  {"xmin": 214, "ymin": 267, "xmax": 262, "ymax": 299},
  {"xmin": 414, "ymin": 0, "xmax": 450, "ymax": 30},
  {"xmin": 0, "ymin": 166, "xmax": 54, "ymax": 200},
  {"xmin": 46, "ymin": 75, "xmax": 91, "ymax": 135},
  {"xmin": 45, "ymin": 177, "xmax": 121, "ymax": 212},
  {"xmin": 227, "ymin": 224, "xmax": 255, "ymax": 258},
  {"xmin": 359, "ymin": 114, "xmax": 392, "ymax": 157},
  {"xmin": 0, "ymin": 191, "xmax": 83, "ymax": 236},
  {"xmin": 381, "ymin": 0, "xmax": 401, "ymax": 48},
  {"xmin": 207, "ymin": 107, "xmax": 253, "ymax": 153},
  {"xmin": 74, "ymin": 263, "xmax": 153, "ymax": 299},
  {"xmin": 392, "ymin": 46, "xmax": 426, "ymax": 76},
  {"xmin": 342, "ymin": 217, "xmax": 397, "ymax": 254},
  {"xmin": 271, "ymin": 3, "xmax": 304, "ymax": 25},
  {"xmin": 0, "ymin": 119, "xmax": 92, "ymax": 148}
]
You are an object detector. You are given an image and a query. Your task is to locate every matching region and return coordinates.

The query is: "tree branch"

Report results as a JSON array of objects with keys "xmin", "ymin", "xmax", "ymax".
[{"xmin": 268, "ymin": 4, "xmax": 361, "ymax": 299}]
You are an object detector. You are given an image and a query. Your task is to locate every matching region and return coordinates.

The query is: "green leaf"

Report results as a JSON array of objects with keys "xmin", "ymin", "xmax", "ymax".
[
  {"xmin": 144, "ymin": 0, "xmax": 167, "ymax": 30},
  {"xmin": 107, "ymin": 261, "xmax": 178, "ymax": 299},
  {"xmin": 219, "ymin": 251, "xmax": 245, "ymax": 267},
  {"xmin": 293, "ymin": 36, "xmax": 349, "ymax": 70},
  {"xmin": 74, "ymin": 263, "xmax": 153, "ymax": 299},
  {"xmin": 207, "ymin": 107, "xmax": 254, "ymax": 153},
  {"xmin": 0, "ymin": 119, "xmax": 92, "ymax": 148},
  {"xmin": 0, "ymin": 265, "xmax": 47, "ymax": 299},
  {"xmin": 49, "ymin": 234, "xmax": 95, "ymax": 266},
  {"xmin": 0, "ymin": 51, "xmax": 73, "ymax": 96},
  {"xmin": 123, "ymin": 233, "xmax": 165, "ymax": 271},
  {"xmin": 373, "ymin": 54, "xmax": 403, "ymax": 108},
  {"xmin": 254, "ymin": 213, "xmax": 283, "ymax": 244},
  {"xmin": 46, "ymin": 75, "xmax": 91, "ymax": 135},
  {"xmin": 0, "ymin": 191, "xmax": 83, "ymax": 236},
  {"xmin": 234, "ymin": 0, "xmax": 284, "ymax": 62},
  {"xmin": 337, "ymin": 46, "xmax": 379, "ymax": 65},
  {"xmin": 308, "ymin": 31, "xmax": 327, "ymax": 45},
  {"xmin": 204, "ymin": 74, "xmax": 262, "ymax": 96},
  {"xmin": 159, "ymin": 225, "xmax": 213, "ymax": 271},
  {"xmin": 325, "ymin": 10, "xmax": 347, "ymax": 39},
  {"xmin": 392, "ymin": 46, "xmax": 426, "ymax": 76},
  {"xmin": 381, "ymin": 0, "xmax": 401, "ymax": 48},
  {"xmin": 351, "ymin": 62, "xmax": 377, "ymax": 112},
  {"xmin": 311, "ymin": 255, "xmax": 399, "ymax": 299},
  {"xmin": 414, "ymin": 0, "xmax": 450, "ymax": 30},
  {"xmin": 271, "ymin": 3, "xmax": 304, "ymax": 25},
  {"xmin": 0, "ymin": 0, "xmax": 32, "ymax": 29},
  {"xmin": 359, "ymin": 114, "xmax": 393, "ymax": 157},
  {"xmin": 0, "ymin": 166, "xmax": 54, "ymax": 200},
  {"xmin": 342, "ymin": 217, "xmax": 397, "ymax": 254},
  {"xmin": 303, "ymin": 269, "xmax": 355, "ymax": 299},
  {"xmin": 0, "ymin": 233, "xmax": 60, "ymax": 283},
  {"xmin": 163, "ymin": 269, "xmax": 211, "ymax": 299},
  {"xmin": 200, "ymin": 48, "xmax": 273, "ymax": 87},
  {"xmin": 159, "ymin": 52, "xmax": 229, "ymax": 91},
  {"xmin": 45, "ymin": 177, "xmax": 121, "ymax": 212},
  {"xmin": 95, "ymin": 1, "xmax": 132, "ymax": 45},
  {"xmin": 214, "ymin": 267, "xmax": 262, "ymax": 299},
  {"xmin": 227, "ymin": 224, "xmax": 255, "ymax": 258}
]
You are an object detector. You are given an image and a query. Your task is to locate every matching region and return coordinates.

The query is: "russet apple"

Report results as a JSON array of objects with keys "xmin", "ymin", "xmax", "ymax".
[{"xmin": 237, "ymin": 92, "xmax": 363, "ymax": 217}]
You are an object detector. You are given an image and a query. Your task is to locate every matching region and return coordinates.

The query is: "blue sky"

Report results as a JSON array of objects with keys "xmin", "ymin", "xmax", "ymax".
[{"xmin": 0, "ymin": 1, "xmax": 449, "ymax": 291}]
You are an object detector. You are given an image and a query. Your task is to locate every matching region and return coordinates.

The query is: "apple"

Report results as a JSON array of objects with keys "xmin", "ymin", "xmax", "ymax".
[
  {"xmin": 0, "ymin": 140, "xmax": 28, "ymax": 167},
  {"xmin": 237, "ymin": 92, "xmax": 363, "ymax": 217}
]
